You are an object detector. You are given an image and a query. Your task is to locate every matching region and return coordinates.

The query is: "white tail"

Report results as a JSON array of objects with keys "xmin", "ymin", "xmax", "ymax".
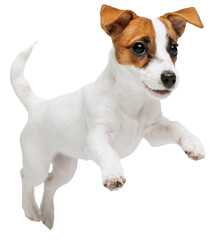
[{"xmin": 10, "ymin": 43, "xmax": 42, "ymax": 111}]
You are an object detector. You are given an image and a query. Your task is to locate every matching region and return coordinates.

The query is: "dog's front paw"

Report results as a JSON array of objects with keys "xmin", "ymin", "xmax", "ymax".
[
  {"xmin": 179, "ymin": 136, "xmax": 205, "ymax": 160},
  {"xmin": 103, "ymin": 175, "xmax": 126, "ymax": 191}
]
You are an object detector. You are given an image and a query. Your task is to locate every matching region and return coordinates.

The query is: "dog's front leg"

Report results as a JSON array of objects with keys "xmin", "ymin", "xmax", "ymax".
[
  {"xmin": 86, "ymin": 125, "xmax": 126, "ymax": 191},
  {"xmin": 145, "ymin": 116, "xmax": 205, "ymax": 160}
]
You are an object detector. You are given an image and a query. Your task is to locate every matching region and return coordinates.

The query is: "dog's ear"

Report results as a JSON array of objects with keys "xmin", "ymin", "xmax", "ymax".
[
  {"xmin": 161, "ymin": 7, "xmax": 204, "ymax": 37},
  {"xmin": 100, "ymin": 4, "xmax": 137, "ymax": 37}
]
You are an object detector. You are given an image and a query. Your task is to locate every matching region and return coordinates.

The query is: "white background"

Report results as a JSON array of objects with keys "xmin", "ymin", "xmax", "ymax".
[{"xmin": 0, "ymin": 0, "xmax": 213, "ymax": 239}]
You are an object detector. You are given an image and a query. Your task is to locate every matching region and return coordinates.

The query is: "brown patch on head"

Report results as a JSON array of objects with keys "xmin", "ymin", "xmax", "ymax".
[
  {"xmin": 100, "ymin": 5, "xmax": 156, "ymax": 68},
  {"xmin": 113, "ymin": 17, "xmax": 156, "ymax": 68}
]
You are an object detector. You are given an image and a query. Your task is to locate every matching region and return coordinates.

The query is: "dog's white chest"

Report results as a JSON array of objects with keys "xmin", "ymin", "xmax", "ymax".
[
  {"xmin": 110, "ymin": 99, "xmax": 160, "ymax": 158},
  {"xmin": 111, "ymin": 113, "xmax": 145, "ymax": 158}
]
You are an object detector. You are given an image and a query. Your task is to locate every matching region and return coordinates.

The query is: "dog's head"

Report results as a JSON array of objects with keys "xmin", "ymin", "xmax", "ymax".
[{"xmin": 100, "ymin": 5, "xmax": 203, "ymax": 99}]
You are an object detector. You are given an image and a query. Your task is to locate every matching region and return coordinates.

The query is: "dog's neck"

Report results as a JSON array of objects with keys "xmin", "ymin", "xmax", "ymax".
[{"xmin": 100, "ymin": 48, "xmax": 155, "ymax": 117}]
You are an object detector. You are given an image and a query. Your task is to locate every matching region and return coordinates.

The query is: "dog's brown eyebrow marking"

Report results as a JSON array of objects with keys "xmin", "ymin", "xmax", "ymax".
[
  {"xmin": 168, "ymin": 37, "xmax": 175, "ymax": 46},
  {"xmin": 142, "ymin": 36, "xmax": 150, "ymax": 44},
  {"xmin": 167, "ymin": 36, "xmax": 178, "ymax": 51},
  {"xmin": 126, "ymin": 35, "xmax": 151, "ymax": 48}
]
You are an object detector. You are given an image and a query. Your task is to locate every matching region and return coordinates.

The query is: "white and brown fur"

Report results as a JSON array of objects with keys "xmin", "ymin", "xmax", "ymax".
[{"xmin": 10, "ymin": 5, "xmax": 205, "ymax": 229}]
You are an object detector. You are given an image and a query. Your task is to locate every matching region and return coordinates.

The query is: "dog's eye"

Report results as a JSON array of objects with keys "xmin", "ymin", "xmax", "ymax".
[
  {"xmin": 170, "ymin": 44, "xmax": 178, "ymax": 57},
  {"xmin": 131, "ymin": 42, "xmax": 146, "ymax": 55}
]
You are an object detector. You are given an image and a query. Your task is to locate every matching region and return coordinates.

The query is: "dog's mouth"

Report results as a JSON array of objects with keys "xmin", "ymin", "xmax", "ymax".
[{"xmin": 145, "ymin": 85, "xmax": 171, "ymax": 99}]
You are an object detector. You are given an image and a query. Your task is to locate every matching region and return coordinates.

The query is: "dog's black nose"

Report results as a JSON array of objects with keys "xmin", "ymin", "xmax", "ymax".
[{"xmin": 161, "ymin": 71, "xmax": 176, "ymax": 89}]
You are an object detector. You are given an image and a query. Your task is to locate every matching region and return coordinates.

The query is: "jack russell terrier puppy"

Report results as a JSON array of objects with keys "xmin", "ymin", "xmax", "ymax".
[{"xmin": 11, "ymin": 5, "xmax": 205, "ymax": 229}]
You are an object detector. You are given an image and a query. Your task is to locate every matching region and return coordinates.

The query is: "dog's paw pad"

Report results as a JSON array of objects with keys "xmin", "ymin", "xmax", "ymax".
[
  {"xmin": 185, "ymin": 151, "xmax": 205, "ymax": 160},
  {"xmin": 104, "ymin": 176, "xmax": 126, "ymax": 191}
]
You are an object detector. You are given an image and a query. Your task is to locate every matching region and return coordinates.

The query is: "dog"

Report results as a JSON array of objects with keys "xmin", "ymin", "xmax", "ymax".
[{"xmin": 10, "ymin": 4, "xmax": 205, "ymax": 229}]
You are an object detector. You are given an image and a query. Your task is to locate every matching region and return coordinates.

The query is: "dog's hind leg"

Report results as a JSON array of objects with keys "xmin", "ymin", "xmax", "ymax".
[
  {"xmin": 21, "ymin": 152, "xmax": 51, "ymax": 222},
  {"xmin": 40, "ymin": 154, "xmax": 78, "ymax": 229}
]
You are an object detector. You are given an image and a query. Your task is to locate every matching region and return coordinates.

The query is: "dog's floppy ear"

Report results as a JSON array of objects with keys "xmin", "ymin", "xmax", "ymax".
[
  {"xmin": 100, "ymin": 4, "xmax": 137, "ymax": 37},
  {"xmin": 161, "ymin": 7, "xmax": 204, "ymax": 37}
]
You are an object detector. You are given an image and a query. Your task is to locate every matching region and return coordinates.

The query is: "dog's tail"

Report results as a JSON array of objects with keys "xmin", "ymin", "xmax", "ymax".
[{"xmin": 10, "ymin": 43, "xmax": 42, "ymax": 111}]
